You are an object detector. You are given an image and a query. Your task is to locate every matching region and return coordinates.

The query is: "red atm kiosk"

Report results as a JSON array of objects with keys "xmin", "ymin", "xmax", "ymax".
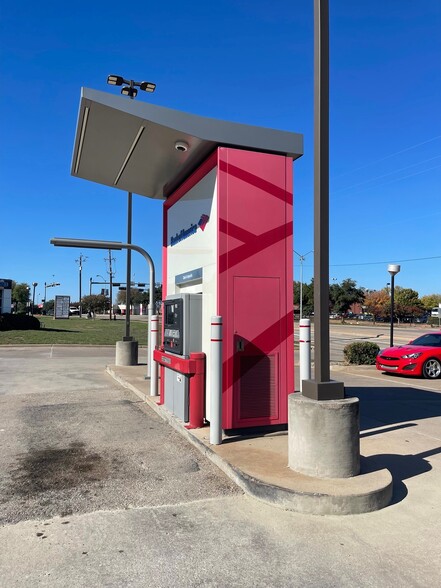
[
  {"xmin": 70, "ymin": 88, "xmax": 303, "ymax": 432},
  {"xmin": 163, "ymin": 147, "xmax": 296, "ymax": 431}
]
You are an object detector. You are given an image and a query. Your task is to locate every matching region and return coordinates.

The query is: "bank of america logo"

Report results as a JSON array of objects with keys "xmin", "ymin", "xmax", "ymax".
[
  {"xmin": 170, "ymin": 214, "xmax": 210, "ymax": 246},
  {"xmin": 198, "ymin": 214, "xmax": 209, "ymax": 231}
]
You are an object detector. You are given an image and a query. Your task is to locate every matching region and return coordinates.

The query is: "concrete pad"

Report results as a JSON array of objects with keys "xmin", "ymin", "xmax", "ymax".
[{"xmin": 106, "ymin": 365, "xmax": 393, "ymax": 515}]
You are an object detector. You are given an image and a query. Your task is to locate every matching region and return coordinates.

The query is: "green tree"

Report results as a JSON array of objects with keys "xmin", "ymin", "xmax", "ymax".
[
  {"xmin": 12, "ymin": 282, "xmax": 30, "ymax": 313},
  {"xmin": 81, "ymin": 294, "xmax": 109, "ymax": 314},
  {"xmin": 394, "ymin": 287, "xmax": 424, "ymax": 321},
  {"xmin": 420, "ymin": 294, "xmax": 441, "ymax": 313},
  {"xmin": 329, "ymin": 279, "xmax": 365, "ymax": 316},
  {"xmin": 116, "ymin": 283, "xmax": 163, "ymax": 310}
]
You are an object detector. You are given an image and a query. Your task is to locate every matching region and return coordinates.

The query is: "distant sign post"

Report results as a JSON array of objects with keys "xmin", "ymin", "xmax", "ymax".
[{"xmin": 55, "ymin": 295, "xmax": 70, "ymax": 319}]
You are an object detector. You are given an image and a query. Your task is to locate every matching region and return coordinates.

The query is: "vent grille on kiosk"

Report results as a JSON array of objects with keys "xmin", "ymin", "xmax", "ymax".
[{"xmin": 239, "ymin": 355, "xmax": 278, "ymax": 420}]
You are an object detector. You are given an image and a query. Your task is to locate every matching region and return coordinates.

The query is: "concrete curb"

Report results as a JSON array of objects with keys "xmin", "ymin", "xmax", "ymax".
[{"xmin": 106, "ymin": 366, "xmax": 393, "ymax": 516}]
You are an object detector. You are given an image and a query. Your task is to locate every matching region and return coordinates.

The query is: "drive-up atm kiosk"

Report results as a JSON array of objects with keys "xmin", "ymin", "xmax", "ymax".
[{"xmin": 70, "ymin": 88, "xmax": 303, "ymax": 432}]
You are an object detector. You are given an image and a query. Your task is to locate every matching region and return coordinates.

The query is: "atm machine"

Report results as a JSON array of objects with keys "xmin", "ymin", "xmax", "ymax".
[{"xmin": 162, "ymin": 293, "xmax": 202, "ymax": 422}]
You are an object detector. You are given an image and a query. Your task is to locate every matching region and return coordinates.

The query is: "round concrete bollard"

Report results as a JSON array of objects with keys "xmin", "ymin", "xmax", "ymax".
[
  {"xmin": 288, "ymin": 393, "xmax": 360, "ymax": 478},
  {"xmin": 115, "ymin": 340, "xmax": 138, "ymax": 366}
]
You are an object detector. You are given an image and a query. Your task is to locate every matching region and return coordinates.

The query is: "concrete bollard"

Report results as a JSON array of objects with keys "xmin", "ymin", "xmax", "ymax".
[
  {"xmin": 115, "ymin": 339, "xmax": 138, "ymax": 366},
  {"xmin": 288, "ymin": 393, "xmax": 360, "ymax": 478}
]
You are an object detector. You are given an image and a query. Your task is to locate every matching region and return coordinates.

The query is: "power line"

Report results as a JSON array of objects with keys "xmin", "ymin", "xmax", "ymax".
[
  {"xmin": 332, "ymin": 154, "xmax": 441, "ymax": 195},
  {"xmin": 331, "ymin": 255, "xmax": 441, "ymax": 267},
  {"xmin": 332, "ymin": 133, "xmax": 441, "ymax": 180},
  {"xmin": 296, "ymin": 254, "xmax": 441, "ymax": 268}
]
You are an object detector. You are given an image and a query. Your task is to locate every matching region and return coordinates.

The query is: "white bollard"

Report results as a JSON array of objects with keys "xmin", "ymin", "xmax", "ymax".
[
  {"xmin": 210, "ymin": 316, "xmax": 223, "ymax": 445},
  {"xmin": 299, "ymin": 318, "xmax": 311, "ymax": 393},
  {"xmin": 150, "ymin": 315, "xmax": 159, "ymax": 397}
]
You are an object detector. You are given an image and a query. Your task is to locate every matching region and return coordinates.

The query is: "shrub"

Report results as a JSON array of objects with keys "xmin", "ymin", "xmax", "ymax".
[
  {"xmin": 343, "ymin": 341, "xmax": 380, "ymax": 365},
  {"xmin": 0, "ymin": 313, "xmax": 41, "ymax": 331}
]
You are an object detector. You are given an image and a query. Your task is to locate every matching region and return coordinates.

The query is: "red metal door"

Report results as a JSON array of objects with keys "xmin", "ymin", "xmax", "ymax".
[{"xmin": 233, "ymin": 276, "xmax": 280, "ymax": 427}]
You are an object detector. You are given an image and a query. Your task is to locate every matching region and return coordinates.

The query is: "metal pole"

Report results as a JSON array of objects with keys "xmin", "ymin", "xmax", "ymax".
[
  {"xmin": 89, "ymin": 277, "xmax": 92, "ymax": 296},
  {"xmin": 125, "ymin": 192, "xmax": 132, "ymax": 339},
  {"xmin": 390, "ymin": 274, "xmax": 395, "ymax": 347},
  {"xmin": 44, "ymin": 282, "xmax": 47, "ymax": 311},
  {"xmin": 150, "ymin": 315, "xmax": 159, "ymax": 396},
  {"xmin": 300, "ymin": 258, "xmax": 303, "ymax": 319},
  {"xmin": 299, "ymin": 319, "xmax": 311, "ymax": 392},
  {"xmin": 32, "ymin": 283, "xmax": 37, "ymax": 316},
  {"xmin": 302, "ymin": 0, "xmax": 344, "ymax": 401},
  {"xmin": 210, "ymin": 316, "xmax": 223, "ymax": 445},
  {"xmin": 109, "ymin": 249, "xmax": 113, "ymax": 320},
  {"xmin": 79, "ymin": 261, "xmax": 82, "ymax": 317}
]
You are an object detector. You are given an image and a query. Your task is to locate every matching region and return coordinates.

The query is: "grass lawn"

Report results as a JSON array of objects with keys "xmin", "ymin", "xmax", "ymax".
[{"xmin": 0, "ymin": 316, "xmax": 150, "ymax": 346}]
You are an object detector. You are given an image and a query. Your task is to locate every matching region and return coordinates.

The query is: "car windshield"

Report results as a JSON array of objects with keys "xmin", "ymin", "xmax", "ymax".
[{"xmin": 411, "ymin": 334, "xmax": 441, "ymax": 347}]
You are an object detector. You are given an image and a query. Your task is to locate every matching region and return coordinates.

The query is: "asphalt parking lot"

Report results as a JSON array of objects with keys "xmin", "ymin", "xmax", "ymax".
[{"xmin": 1, "ymin": 345, "xmax": 441, "ymax": 587}]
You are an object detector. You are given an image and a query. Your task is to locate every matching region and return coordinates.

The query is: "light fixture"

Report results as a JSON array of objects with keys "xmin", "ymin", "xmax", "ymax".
[
  {"xmin": 121, "ymin": 86, "xmax": 138, "ymax": 98},
  {"xmin": 107, "ymin": 74, "xmax": 156, "ymax": 98},
  {"xmin": 107, "ymin": 74, "xmax": 124, "ymax": 86},
  {"xmin": 114, "ymin": 126, "xmax": 145, "ymax": 185},
  {"xmin": 175, "ymin": 140, "xmax": 189, "ymax": 152},
  {"xmin": 74, "ymin": 106, "xmax": 90, "ymax": 174},
  {"xmin": 139, "ymin": 81, "xmax": 156, "ymax": 92}
]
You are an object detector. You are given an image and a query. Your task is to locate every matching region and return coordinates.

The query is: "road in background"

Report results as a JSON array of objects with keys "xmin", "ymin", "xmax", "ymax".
[{"xmin": 294, "ymin": 322, "xmax": 434, "ymax": 364}]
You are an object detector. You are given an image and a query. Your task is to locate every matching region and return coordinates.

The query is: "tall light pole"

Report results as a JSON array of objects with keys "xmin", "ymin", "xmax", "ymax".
[
  {"xmin": 106, "ymin": 74, "xmax": 156, "ymax": 340},
  {"xmin": 31, "ymin": 282, "xmax": 38, "ymax": 316},
  {"xmin": 302, "ymin": 0, "xmax": 344, "ymax": 401},
  {"xmin": 388, "ymin": 264, "xmax": 400, "ymax": 347},
  {"xmin": 75, "ymin": 254, "xmax": 87, "ymax": 317},
  {"xmin": 294, "ymin": 250, "xmax": 313, "ymax": 319}
]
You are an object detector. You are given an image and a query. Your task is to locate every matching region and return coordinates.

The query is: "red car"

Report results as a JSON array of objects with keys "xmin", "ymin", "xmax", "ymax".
[{"xmin": 376, "ymin": 331, "xmax": 441, "ymax": 379}]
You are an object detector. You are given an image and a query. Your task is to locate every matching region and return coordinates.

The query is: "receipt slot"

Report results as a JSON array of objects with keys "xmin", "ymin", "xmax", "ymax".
[{"xmin": 158, "ymin": 294, "xmax": 203, "ymax": 424}]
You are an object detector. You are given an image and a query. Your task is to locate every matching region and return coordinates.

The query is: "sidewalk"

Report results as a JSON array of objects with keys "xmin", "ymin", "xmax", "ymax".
[{"xmin": 106, "ymin": 363, "xmax": 441, "ymax": 516}]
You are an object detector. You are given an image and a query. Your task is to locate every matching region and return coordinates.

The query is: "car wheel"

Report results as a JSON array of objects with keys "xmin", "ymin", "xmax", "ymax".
[{"xmin": 422, "ymin": 358, "xmax": 441, "ymax": 379}]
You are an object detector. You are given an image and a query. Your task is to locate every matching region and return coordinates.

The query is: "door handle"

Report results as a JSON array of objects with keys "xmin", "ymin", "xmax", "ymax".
[{"xmin": 236, "ymin": 339, "xmax": 245, "ymax": 352}]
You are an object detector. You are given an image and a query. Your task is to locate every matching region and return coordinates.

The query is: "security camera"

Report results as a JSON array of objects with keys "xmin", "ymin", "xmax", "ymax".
[{"xmin": 175, "ymin": 140, "xmax": 189, "ymax": 152}]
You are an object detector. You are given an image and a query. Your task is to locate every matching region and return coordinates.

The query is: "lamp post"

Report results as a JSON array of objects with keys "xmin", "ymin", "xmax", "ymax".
[
  {"xmin": 50, "ymin": 237, "xmax": 156, "ymax": 382},
  {"xmin": 388, "ymin": 264, "xmax": 400, "ymax": 347},
  {"xmin": 294, "ymin": 250, "xmax": 313, "ymax": 319},
  {"xmin": 31, "ymin": 282, "xmax": 38, "ymax": 316},
  {"xmin": 75, "ymin": 254, "xmax": 87, "ymax": 317},
  {"xmin": 106, "ymin": 73, "xmax": 156, "ymax": 340}
]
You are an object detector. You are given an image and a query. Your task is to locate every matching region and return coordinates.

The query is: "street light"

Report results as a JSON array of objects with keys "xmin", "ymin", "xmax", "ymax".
[
  {"xmin": 387, "ymin": 264, "xmax": 401, "ymax": 347},
  {"xmin": 43, "ymin": 281, "xmax": 60, "ymax": 311},
  {"xmin": 75, "ymin": 254, "xmax": 87, "ymax": 317},
  {"xmin": 294, "ymin": 250, "xmax": 313, "ymax": 319},
  {"xmin": 107, "ymin": 75, "xmax": 156, "ymax": 97},
  {"xmin": 106, "ymin": 72, "xmax": 157, "ymax": 340},
  {"xmin": 31, "ymin": 282, "xmax": 38, "ymax": 316},
  {"xmin": 50, "ymin": 237, "xmax": 156, "ymax": 381}
]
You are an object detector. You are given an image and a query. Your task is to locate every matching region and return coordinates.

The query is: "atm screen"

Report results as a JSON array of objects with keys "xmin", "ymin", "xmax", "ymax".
[
  {"xmin": 163, "ymin": 298, "xmax": 183, "ymax": 354},
  {"xmin": 165, "ymin": 302, "xmax": 180, "ymax": 327}
]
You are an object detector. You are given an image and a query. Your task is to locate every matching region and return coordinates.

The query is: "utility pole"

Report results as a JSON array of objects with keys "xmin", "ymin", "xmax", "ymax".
[
  {"xmin": 106, "ymin": 249, "xmax": 115, "ymax": 320},
  {"xmin": 75, "ymin": 254, "xmax": 87, "ymax": 317}
]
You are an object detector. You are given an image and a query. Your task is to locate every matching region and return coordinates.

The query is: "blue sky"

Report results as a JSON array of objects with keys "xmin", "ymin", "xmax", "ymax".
[{"xmin": 1, "ymin": 1, "xmax": 440, "ymax": 304}]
